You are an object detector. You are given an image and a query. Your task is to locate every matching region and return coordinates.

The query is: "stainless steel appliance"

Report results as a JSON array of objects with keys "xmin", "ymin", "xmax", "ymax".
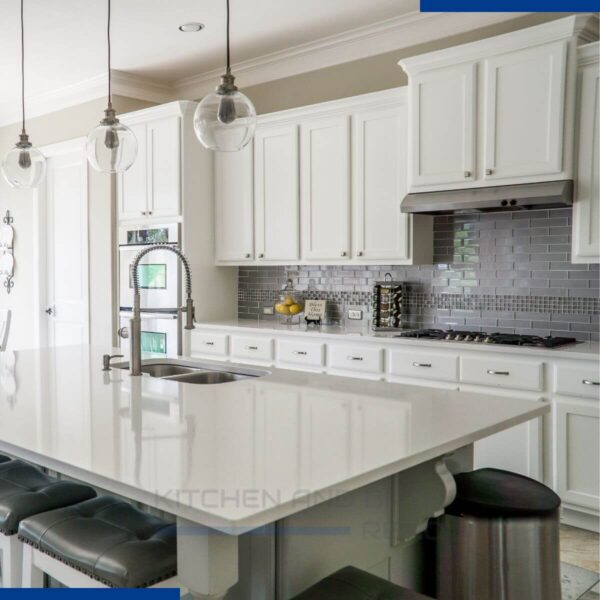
[{"xmin": 118, "ymin": 223, "xmax": 182, "ymax": 357}]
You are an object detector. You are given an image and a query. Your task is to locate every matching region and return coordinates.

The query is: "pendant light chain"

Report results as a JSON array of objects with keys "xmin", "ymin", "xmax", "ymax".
[
  {"xmin": 107, "ymin": 0, "xmax": 112, "ymax": 110},
  {"xmin": 225, "ymin": 0, "xmax": 231, "ymax": 75},
  {"xmin": 20, "ymin": 0, "xmax": 25, "ymax": 135}
]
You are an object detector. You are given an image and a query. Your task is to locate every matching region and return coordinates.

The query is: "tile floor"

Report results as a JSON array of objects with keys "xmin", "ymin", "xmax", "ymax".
[{"xmin": 561, "ymin": 525, "xmax": 600, "ymax": 600}]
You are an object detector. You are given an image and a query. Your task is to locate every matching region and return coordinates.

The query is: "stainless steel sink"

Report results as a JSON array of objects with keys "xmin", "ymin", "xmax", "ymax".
[{"xmin": 113, "ymin": 359, "xmax": 266, "ymax": 385}]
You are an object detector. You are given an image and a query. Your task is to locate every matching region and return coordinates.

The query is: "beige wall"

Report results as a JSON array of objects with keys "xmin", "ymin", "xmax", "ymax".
[
  {"xmin": 0, "ymin": 95, "xmax": 154, "ymax": 350},
  {"xmin": 243, "ymin": 13, "xmax": 574, "ymax": 114}
]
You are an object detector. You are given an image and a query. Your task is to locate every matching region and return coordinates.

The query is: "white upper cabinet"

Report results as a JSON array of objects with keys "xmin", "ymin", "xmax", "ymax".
[
  {"xmin": 572, "ymin": 42, "xmax": 600, "ymax": 264},
  {"xmin": 300, "ymin": 115, "xmax": 351, "ymax": 261},
  {"xmin": 482, "ymin": 41, "xmax": 567, "ymax": 182},
  {"xmin": 215, "ymin": 143, "xmax": 255, "ymax": 263},
  {"xmin": 409, "ymin": 63, "xmax": 476, "ymax": 187},
  {"xmin": 400, "ymin": 15, "xmax": 597, "ymax": 192},
  {"xmin": 254, "ymin": 124, "xmax": 300, "ymax": 262},
  {"xmin": 353, "ymin": 104, "xmax": 414, "ymax": 261},
  {"xmin": 118, "ymin": 116, "xmax": 181, "ymax": 221}
]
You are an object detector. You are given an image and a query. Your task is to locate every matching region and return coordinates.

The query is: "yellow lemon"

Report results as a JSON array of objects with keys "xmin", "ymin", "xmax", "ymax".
[
  {"xmin": 288, "ymin": 303, "xmax": 302, "ymax": 315},
  {"xmin": 284, "ymin": 295, "xmax": 294, "ymax": 306},
  {"xmin": 275, "ymin": 303, "xmax": 290, "ymax": 315}
]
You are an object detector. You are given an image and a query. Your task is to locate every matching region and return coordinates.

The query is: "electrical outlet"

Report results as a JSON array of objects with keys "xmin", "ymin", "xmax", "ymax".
[
  {"xmin": 263, "ymin": 306, "xmax": 274, "ymax": 315},
  {"xmin": 347, "ymin": 309, "xmax": 363, "ymax": 320}
]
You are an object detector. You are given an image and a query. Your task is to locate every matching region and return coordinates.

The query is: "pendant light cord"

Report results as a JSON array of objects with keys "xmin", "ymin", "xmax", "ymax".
[
  {"xmin": 20, "ymin": 0, "xmax": 25, "ymax": 135},
  {"xmin": 107, "ymin": 0, "xmax": 112, "ymax": 109},
  {"xmin": 225, "ymin": 0, "xmax": 231, "ymax": 75}
]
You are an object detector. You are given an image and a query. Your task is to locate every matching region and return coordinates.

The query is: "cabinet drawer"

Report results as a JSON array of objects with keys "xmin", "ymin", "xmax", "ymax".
[
  {"xmin": 191, "ymin": 332, "xmax": 228, "ymax": 357},
  {"xmin": 555, "ymin": 363, "xmax": 600, "ymax": 400},
  {"xmin": 461, "ymin": 356, "xmax": 544, "ymax": 391},
  {"xmin": 277, "ymin": 339, "xmax": 325, "ymax": 369},
  {"xmin": 328, "ymin": 344, "xmax": 384, "ymax": 375},
  {"xmin": 389, "ymin": 350, "xmax": 458, "ymax": 382},
  {"xmin": 231, "ymin": 336, "xmax": 274, "ymax": 362}
]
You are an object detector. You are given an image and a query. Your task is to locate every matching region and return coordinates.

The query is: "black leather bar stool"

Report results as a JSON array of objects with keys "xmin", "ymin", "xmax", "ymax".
[
  {"xmin": 19, "ymin": 496, "xmax": 181, "ymax": 591},
  {"xmin": 0, "ymin": 456, "xmax": 96, "ymax": 588},
  {"xmin": 291, "ymin": 566, "xmax": 434, "ymax": 600}
]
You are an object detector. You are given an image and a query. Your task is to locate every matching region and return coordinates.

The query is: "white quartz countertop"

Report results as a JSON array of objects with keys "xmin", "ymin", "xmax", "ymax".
[
  {"xmin": 193, "ymin": 319, "xmax": 600, "ymax": 361},
  {"xmin": 0, "ymin": 345, "xmax": 548, "ymax": 533}
]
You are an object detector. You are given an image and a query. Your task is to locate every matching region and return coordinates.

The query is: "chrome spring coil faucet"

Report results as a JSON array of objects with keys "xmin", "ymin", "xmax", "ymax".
[{"xmin": 129, "ymin": 244, "xmax": 195, "ymax": 376}]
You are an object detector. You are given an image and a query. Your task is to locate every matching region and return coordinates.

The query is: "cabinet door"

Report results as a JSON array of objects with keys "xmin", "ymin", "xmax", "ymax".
[
  {"xmin": 409, "ymin": 63, "xmax": 476, "ymax": 188},
  {"xmin": 353, "ymin": 106, "xmax": 410, "ymax": 261},
  {"xmin": 214, "ymin": 144, "xmax": 254, "ymax": 262},
  {"xmin": 483, "ymin": 41, "xmax": 568, "ymax": 182},
  {"xmin": 556, "ymin": 398, "xmax": 599, "ymax": 511},
  {"xmin": 147, "ymin": 116, "xmax": 181, "ymax": 218},
  {"xmin": 254, "ymin": 124, "xmax": 300, "ymax": 261},
  {"xmin": 301, "ymin": 116, "xmax": 351, "ymax": 261},
  {"xmin": 572, "ymin": 57, "xmax": 600, "ymax": 263},
  {"xmin": 117, "ymin": 123, "xmax": 147, "ymax": 220}
]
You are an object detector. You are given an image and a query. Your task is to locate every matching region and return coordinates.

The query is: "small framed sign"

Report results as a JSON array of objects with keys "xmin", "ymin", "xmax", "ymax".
[{"xmin": 304, "ymin": 299, "xmax": 326, "ymax": 326}]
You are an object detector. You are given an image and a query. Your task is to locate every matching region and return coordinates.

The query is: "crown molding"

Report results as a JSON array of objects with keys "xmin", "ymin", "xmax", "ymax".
[
  {"xmin": 578, "ymin": 41, "xmax": 599, "ymax": 66},
  {"xmin": 0, "ymin": 71, "xmax": 173, "ymax": 128},
  {"xmin": 173, "ymin": 11, "xmax": 532, "ymax": 99}
]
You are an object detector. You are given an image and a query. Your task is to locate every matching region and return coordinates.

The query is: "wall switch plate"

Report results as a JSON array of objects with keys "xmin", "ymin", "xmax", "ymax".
[
  {"xmin": 348, "ymin": 309, "xmax": 363, "ymax": 320},
  {"xmin": 263, "ymin": 306, "xmax": 274, "ymax": 315}
]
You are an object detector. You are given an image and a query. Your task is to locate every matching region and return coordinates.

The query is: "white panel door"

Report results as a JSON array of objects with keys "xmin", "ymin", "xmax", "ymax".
[
  {"xmin": 44, "ymin": 141, "xmax": 90, "ymax": 347},
  {"xmin": 254, "ymin": 124, "xmax": 300, "ymax": 262},
  {"xmin": 572, "ymin": 54, "xmax": 600, "ymax": 263},
  {"xmin": 118, "ymin": 122, "xmax": 147, "ymax": 220},
  {"xmin": 556, "ymin": 397, "xmax": 600, "ymax": 511},
  {"xmin": 483, "ymin": 41, "xmax": 568, "ymax": 181},
  {"xmin": 215, "ymin": 144, "xmax": 255, "ymax": 262},
  {"xmin": 409, "ymin": 63, "xmax": 476, "ymax": 188},
  {"xmin": 301, "ymin": 115, "xmax": 351, "ymax": 261},
  {"xmin": 147, "ymin": 116, "xmax": 181, "ymax": 218},
  {"xmin": 353, "ymin": 106, "xmax": 410, "ymax": 261}
]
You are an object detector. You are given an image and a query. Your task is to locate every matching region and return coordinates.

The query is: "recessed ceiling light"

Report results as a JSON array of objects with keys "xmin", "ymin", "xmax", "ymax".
[{"xmin": 179, "ymin": 22, "xmax": 205, "ymax": 32}]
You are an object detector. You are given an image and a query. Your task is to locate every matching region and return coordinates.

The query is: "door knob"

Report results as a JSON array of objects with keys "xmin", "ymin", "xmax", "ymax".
[
  {"xmin": 118, "ymin": 327, "xmax": 129, "ymax": 339},
  {"xmin": 464, "ymin": 171, "xmax": 471, "ymax": 178},
  {"xmin": 485, "ymin": 168, "xmax": 493, "ymax": 176},
  {"xmin": 341, "ymin": 251, "xmax": 347, "ymax": 257},
  {"xmin": 357, "ymin": 251, "xmax": 364, "ymax": 257},
  {"xmin": 45, "ymin": 307, "xmax": 54, "ymax": 316}
]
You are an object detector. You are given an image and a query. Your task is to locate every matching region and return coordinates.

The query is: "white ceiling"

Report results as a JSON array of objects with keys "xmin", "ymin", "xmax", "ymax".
[{"xmin": 0, "ymin": 0, "xmax": 417, "ymax": 113}]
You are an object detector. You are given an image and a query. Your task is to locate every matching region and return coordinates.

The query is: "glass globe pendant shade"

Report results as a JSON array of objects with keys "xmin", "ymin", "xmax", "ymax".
[
  {"xmin": 1, "ymin": 133, "xmax": 46, "ymax": 189},
  {"xmin": 194, "ymin": 74, "xmax": 256, "ymax": 152},
  {"xmin": 86, "ymin": 108, "xmax": 137, "ymax": 173}
]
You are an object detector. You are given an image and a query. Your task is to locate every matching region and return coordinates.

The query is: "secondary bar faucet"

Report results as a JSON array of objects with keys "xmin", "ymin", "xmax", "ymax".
[{"xmin": 129, "ymin": 244, "xmax": 195, "ymax": 376}]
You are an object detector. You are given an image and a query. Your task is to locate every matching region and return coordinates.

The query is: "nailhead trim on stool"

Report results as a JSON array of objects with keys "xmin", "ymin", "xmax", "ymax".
[
  {"xmin": 18, "ymin": 496, "xmax": 177, "ymax": 588},
  {"xmin": 291, "ymin": 566, "xmax": 434, "ymax": 600}
]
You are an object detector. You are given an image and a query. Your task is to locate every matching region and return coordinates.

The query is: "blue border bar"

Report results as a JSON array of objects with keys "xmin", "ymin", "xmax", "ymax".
[
  {"xmin": 420, "ymin": 2, "xmax": 600, "ymax": 10},
  {"xmin": 0, "ymin": 592, "xmax": 179, "ymax": 598}
]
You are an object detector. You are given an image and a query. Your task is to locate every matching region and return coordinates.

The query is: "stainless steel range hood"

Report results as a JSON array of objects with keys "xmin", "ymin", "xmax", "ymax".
[{"xmin": 401, "ymin": 180, "xmax": 573, "ymax": 215}]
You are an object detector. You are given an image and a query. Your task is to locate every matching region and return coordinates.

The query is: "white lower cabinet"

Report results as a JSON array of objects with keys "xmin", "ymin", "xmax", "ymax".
[
  {"xmin": 328, "ymin": 344, "xmax": 385, "ymax": 379},
  {"xmin": 277, "ymin": 339, "xmax": 326, "ymax": 372},
  {"xmin": 461, "ymin": 355, "xmax": 544, "ymax": 392},
  {"xmin": 230, "ymin": 335, "xmax": 274, "ymax": 364},
  {"xmin": 190, "ymin": 332, "xmax": 229, "ymax": 359},
  {"xmin": 389, "ymin": 349, "xmax": 459, "ymax": 384},
  {"xmin": 555, "ymin": 397, "xmax": 600, "ymax": 512}
]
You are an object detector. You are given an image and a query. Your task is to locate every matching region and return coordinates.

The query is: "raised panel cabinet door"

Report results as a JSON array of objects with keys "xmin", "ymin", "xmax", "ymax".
[
  {"xmin": 147, "ymin": 116, "xmax": 181, "ymax": 218},
  {"xmin": 214, "ymin": 143, "xmax": 254, "ymax": 262},
  {"xmin": 117, "ymin": 122, "xmax": 147, "ymax": 220},
  {"xmin": 353, "ymin": 106, "xmax": 410, "ymax": 261},
  {"xmin": 300, "ymin": 115, "xmax": 351, "ymax": 261},
  {"xmin": 254, "ymin": 124, "xmax": 300, "ymax": 261},
  {"xmin": 483, "ymin": 41, "xmax": 568, "ymax": 182},
  {"xmin": 409, "ymin": 63, "xmax": 476, "ymax": 188},
  {"xmin": 556, "ymin": 398, "xmax": 600, "ymax": 511},
  {"xmin": 572, "ymin": 54, "xmax": 600, "ymax": 263}
]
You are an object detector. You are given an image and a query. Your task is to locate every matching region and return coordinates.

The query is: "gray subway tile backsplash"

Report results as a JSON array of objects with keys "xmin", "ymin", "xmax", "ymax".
[{"xmin": 238, "ymin": 208, "xmax": 599, "ymax": 341}]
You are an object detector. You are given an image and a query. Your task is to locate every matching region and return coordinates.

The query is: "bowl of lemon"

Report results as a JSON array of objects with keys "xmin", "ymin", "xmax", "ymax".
[{"xmin": 274, "ymin": 280, "xmax": 304, "ymax": 324}]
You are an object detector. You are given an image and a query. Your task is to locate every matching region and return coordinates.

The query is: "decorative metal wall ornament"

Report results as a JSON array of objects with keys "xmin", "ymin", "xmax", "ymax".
[{"xmin": 0, "ymin": 211, "xmax": 15, "ymax": 294}]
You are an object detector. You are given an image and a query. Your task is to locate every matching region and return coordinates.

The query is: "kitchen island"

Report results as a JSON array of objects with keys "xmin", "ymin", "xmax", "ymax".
[{"xmin": 0, "ymin": 345, "xmax": 548, "ymax": 598}]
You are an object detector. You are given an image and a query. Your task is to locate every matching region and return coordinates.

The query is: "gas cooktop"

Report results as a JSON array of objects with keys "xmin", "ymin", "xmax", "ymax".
[{"xmin": 394, "ymin": 329, "xmax": 578, "ymax": 348}]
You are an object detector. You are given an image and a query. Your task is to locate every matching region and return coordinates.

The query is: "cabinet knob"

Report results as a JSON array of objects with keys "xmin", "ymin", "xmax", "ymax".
[
  {"xmin": 245, "ymin": 253, "xmax": 251, "ymax": 259},
  {"xmin": 141, "ymin": 211, "xmax": 147, "ymax": 216},
  {"xmin": 583, "ymin": 379, "xmax": 600, "ymax": 386},
  {"xmin": 258, "ymin": 253, "xmax": 264, "ymax": 259},
  {"xmin": 148, "ymin": 210, "xmax": 153, "ymax": 215},
  {"xmin": 464, "ymin": 171, "xmax": 471, "ymax": 178},
  {"xmin": 341, "ymin": 251, "xmax": 347, "ymax": 257},
  {"xmin": 357, "ymin": 251, "xmax": 364, "ymax": 257},
  {"xmin": 485, "ymin": 168, "xmax": 493, "ymax": 176}
]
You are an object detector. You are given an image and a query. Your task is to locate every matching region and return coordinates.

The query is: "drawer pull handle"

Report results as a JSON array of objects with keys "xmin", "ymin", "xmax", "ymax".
[
  {"xmin": 582, "ymin": 379, "xmax": 600, "ymax": 386},
  {"xmin": 348, "ymin": 356, "xmax": 363, "ymax": 361},
  {"xmin": 487, "ymin": 370, "xmax": 509, "ymax": 376},
  {"xmin": 204, "ymin": 341, "xmax": 215, "ymax": 346},
  {"xmin": 294, "ymin": 351, "xmax": 308, "ymax": 355},
  {"xmin": 413, "ymin": 362, "xmax": 432, "ymax": 368},
  {"xmin": 246, "ymin": 345, "xmax": 259, "ymax": 351}
]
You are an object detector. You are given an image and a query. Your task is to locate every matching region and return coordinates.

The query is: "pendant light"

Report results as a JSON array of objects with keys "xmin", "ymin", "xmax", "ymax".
[
  {"xmin": 1, "ymin": 0, "xmax": 46, "ymax": 189},
  {"xmin": 86, "ymin": 0, "xmax": 137, "ymax": 173},
  {"xmin": 193, "ymin": 0, "xmax": 256, "ymax": 152}
]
